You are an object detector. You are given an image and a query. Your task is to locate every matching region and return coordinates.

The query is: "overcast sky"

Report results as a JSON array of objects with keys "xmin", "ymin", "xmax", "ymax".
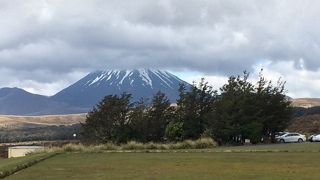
[{"xmin": 1, "ymin": 0, "xmax": 320, "ymax": 98}]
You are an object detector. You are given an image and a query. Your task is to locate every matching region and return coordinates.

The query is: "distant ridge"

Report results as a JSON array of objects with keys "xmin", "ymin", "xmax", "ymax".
[
  {"xmin": 291, "ymin": 98, "xmax": 320, "ymax": 108},
  {"xmin": 0, "ymin": 87, "xmax": 86, "ymax": 115}
]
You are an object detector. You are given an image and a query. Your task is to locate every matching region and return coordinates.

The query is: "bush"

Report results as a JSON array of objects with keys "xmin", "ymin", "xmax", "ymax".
[
  {"xmin": 194, "ymin": 138, "xmax": 217, "ymax": 149},
  {"xmin": 63, "ymin": 144, "xmax": 85, "ymax": 152},
  {"xmin": 46, "ymin": 138, "xmax": 217, "ymax": 153},
  {"xmin": 121, "ymin": 141, "xmax": 144, "ymax": 150},
  {"xmin": 165, "ymin": 122, "xmax": 183, "ymax": 141},
  {"xmin": 99, "ymin": 143, "xmax": 118, "ymax": 151},
  {"xmin": 145, "ymin": 142, "xmax": 158, "ymax": 150}
]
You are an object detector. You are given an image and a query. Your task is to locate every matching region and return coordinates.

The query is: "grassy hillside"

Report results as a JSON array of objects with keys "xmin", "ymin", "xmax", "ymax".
[
  {"xmin": 0, "ymin": 114, "xmax": 86, "ymax": 143},
  {"xmin": 291, "ymin": 98, "xmax": 320, "ymax": 108},
  {"xmin": 0, "ymin": 114, "xmax": 86, "ymax": 129},
  {"xmin": 288, "ymin": 114, "xmax": 320, "ymax": 134}
]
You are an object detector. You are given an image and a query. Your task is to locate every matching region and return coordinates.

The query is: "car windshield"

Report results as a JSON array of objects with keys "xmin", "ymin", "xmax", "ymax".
[{"xmin": 276, "ymin": 132, "xmax": 287, "ymax": 136}]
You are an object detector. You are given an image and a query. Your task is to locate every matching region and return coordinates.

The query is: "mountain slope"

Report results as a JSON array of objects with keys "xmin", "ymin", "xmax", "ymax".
[
  {"xmin": 0, "ymin": 87, "xmax": 86, "ymax": 115},
  {"xmin": 291, "ymin": 98, "xmax": 320, "ymax": 108},
  {"xmin": 51, "ymin": 69, "xmax": 190, "ymax": 108},
  {"xmin": 288, "ymin": 114, "xmax": 320, "ymax": 134}
]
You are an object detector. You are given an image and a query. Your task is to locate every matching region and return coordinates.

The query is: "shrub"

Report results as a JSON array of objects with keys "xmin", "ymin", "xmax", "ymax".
[
  {"xmin": 121, "ymin": 141, "xmax": 144, "ymax": 150},
  {"xmin": 145, "ymin": 142, "xmax": 158, "ymax": 150},
  {"xmin": 165, "ymin": 122, "xmax": 183, "ymax": 141},
  {"xmin": 180, "ymin": 140, "xmax": 196, "ymax": 149},
  {"xmin": 194, "ymin": 138, "xmax": 217, "ymax": 149},
  {"xmin": 43, "ymin": 138, "xmax": 217, "ymax": 153},
  {"xmin": 63, "ymin": 144, "xmax": 85, "ymax": 152},
  {"xmin": 100, "ymin": 143, "xmax": 119, "ymax": 150}
]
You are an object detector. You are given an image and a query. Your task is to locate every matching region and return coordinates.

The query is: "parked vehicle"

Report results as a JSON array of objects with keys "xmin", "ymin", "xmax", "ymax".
[
  {"xmin": 275, "ymin": 132, "xmax": 288, "ymax": 138},
  {"xmin": 308, "ymin": 134, "xmax": 315, "ymax": 142},
  {"xmin": 276, "ymin": 133, "xmax": 306, "ymax": 143},
  {"xmin": 312, "ymin": 134, "xmax": 320, "ymax": 142}
]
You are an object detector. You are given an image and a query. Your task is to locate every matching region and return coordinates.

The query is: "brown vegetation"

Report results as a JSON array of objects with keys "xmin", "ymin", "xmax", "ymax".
[
  {"xmin": 0, "ymin": 114, "xmax": 86, "ymax": 129},
  {"xmin": 288, "ymin": 114, "xmax": 320, "ymax": 134},
  {"xmin": 291, "ymin": 98, "xmax": 320, "ymax": 108}
]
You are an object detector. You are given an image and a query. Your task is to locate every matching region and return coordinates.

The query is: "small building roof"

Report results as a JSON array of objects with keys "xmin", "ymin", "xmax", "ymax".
[{"xmin": 8, "ymin": 146, "xmax": 44, "ymax": 149}]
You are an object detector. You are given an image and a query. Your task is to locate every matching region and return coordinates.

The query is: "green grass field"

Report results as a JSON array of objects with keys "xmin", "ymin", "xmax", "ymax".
[
  {"xmin": 212, "ymin": 142, "xmax": 320, "ymax": 152},
  {"xmin": 4, "ymin": 143, "xmax": 320, "ymax": 180},
  {"xmin": 0, "ymin": 153, "xmax": 48, "ymax": 171},
  {"xmin": 0, "ymin": 153, "xmax": 56, "ymax": 178}
]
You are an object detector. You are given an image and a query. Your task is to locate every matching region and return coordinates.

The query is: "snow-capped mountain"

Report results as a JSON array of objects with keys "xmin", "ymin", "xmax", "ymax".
[
  {"xmin": 51, "ymin": 69, "xmax": 190, "ymax": 108},
  {"xmin": 0, "ymin": 69, "xmax": 190, "ymax": 115}
]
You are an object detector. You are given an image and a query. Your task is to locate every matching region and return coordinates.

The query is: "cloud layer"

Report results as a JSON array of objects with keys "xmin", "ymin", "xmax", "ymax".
[{"xmin": 0, "ymin": 0, "xmax": 320, "ymax": 97}]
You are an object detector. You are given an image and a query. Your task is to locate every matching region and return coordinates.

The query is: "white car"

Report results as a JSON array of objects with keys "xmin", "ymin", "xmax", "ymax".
[
  {"xmin": 275, "ymin": 132, "xmax": 288, "ymax": 138},
  {"xmin": 308, "ymin": 134, "xmax": 315, "ymax": 142},
  {"xmin": 312, "ymin": 134, "xmax": 320, "ymax": 142},
  {"xmin": 277, "ymin": 133, "xmax": 306, "ymax": 143}
]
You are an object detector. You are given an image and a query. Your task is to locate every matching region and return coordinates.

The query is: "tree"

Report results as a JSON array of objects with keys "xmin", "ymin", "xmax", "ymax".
[
  {"xmin": 128, "ymin": 98, "xmax": 148, "ymax": 142},
  {"xmin": 81, "ymin": 93, "xmax": 132, "ymax": 143},
  {"xmin": 209, "ymin": 72, "xmax": 258, "ymax": 144},
  {"xmin": 177, "ymin": 79, "xmax": 217, "ymax": 140},
  {"xmin": 255, "ymin": 70, "xmax": 292, "ymax": 142},
  {"xmin": 209, "ymin": 70, "xmax": 292, "ymax": 145},
  {"xmin": 144, "ymin": 91, "xmax": 173, "ymax": 142}
]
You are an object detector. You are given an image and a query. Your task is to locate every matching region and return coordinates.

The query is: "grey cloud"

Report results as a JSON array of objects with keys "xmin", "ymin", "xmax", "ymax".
[{"xmin": 1, "ymin": 0, "xmax": 320, "ymax": 95}]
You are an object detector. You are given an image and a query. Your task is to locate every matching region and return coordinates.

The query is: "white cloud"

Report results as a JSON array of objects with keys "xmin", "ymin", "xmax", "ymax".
[
  {"xmin": 254, "ymin": 61, "xmax": 320, "ymax": 98},
  {"xmin": 180, "ymin": 60, "xmax": 320, "ymax": 98},
  {"xmin": 182, "ymin": 73, "xmax": 228, "ymax": 91}
]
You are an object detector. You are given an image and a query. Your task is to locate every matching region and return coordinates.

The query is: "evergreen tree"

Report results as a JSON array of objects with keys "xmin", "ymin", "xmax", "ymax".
[
  {"xmin": 209, "ymin": 72, "xmax": 257, "ymax": 144},
  {"xmin": 128, "ymin": 98, "xmax": 148, "ymax": 142},
  {"xmin": 177, "ymin": 79, "xmax": 217, "ymax": 139},
  {"xmin": 145, "ymin": 91, "xmax": 173, "ymax": 142},
  {"xmin": 255, "ymin": 70, "xmax": 292, "ymax": 142},
  {"xmin": 210, "ymin": 71, "xmax": 292, "ymax": 144},
  {"xmin": 81, "ymin": 93, "xmax": 132, "ymax": 143}
]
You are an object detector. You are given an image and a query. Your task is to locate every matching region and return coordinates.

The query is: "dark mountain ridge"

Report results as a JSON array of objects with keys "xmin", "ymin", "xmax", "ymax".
[{"xmin": 0, "ymin": 87, "xmax": 86, "ymax": 115}]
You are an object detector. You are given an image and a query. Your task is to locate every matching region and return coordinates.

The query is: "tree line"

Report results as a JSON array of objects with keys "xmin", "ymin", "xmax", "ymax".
[{"xmin": 81, "ymin": 70, "xmax": 292, "ymax": 145}]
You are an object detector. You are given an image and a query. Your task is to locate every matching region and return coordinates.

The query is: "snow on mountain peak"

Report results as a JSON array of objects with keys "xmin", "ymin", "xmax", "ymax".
[
  {"xmin": 138, "ymin": 69, "xmax": 153, "ymax": 86},
  {"xmin": 85, "ymin": 69, "xmax": 182, "ymax": 89}
]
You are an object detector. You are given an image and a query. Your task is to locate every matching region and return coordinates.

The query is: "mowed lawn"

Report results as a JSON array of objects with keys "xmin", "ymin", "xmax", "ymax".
[
  {"xmin": 0, "ymin": 153, "xmax": 51, "ymax": 172},
  {"xmin": 7, "ymin": 151, "xmax": 320, "ymax": 180}
]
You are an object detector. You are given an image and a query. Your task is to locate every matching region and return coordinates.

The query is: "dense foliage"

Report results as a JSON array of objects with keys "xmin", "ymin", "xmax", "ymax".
[
  {"xmin": 81, "ymin": 70, "xmax": 292, "ymax": 144},
  {"xmin": 210, "ymin": 71, "xmax": 292, "ymax": 144}
]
